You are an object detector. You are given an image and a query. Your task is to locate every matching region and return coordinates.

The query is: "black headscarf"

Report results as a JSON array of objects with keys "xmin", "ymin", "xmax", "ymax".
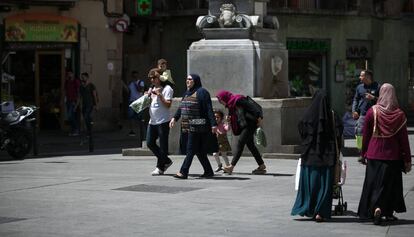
[
  {"xmin": 298, "ymin": 89, "xmax": 341, "ymax": 167},
  {"xmin": 184, "ymin": 74, "xmax": 202, "ymax": 96}
]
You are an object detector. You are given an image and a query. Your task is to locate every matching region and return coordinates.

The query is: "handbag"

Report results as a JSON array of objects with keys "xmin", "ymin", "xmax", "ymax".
[{"xmin": 129, "ymin": 95, "xmax": 151, "ymax": 114}]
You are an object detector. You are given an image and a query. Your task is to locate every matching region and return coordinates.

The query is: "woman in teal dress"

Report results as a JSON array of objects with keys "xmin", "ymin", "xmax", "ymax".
[{"xmin": 291, "ymin": 89, "xmax": 342, "ymax": 222}]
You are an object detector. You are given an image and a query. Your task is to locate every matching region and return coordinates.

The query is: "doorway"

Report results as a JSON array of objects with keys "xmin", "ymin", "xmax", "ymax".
[{"xmin": 35, "ymin": 51, "xmax": 65, "ymax": 129}]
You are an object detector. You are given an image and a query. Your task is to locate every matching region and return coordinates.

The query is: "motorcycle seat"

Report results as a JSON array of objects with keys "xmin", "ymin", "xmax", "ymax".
[{"xmin": 2, "ymin": 111, "xmax": 20, "ymax": 123}]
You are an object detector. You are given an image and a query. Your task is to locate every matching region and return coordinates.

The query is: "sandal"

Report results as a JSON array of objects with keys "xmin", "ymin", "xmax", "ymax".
[
  {"xmin": 315, "ymin": 214, "xmax": 324, "ymax": 223},
  {"xmin": 223, "ymin": 165, "xmax": 234, "ymax": 175},
  {"xmin": 373, "ymin": 208, "xmax": 382, "ymax": 225},
  {"xmin": 252, "ymin": 164, "xmax": 267, "ymax": 175},
  {"xmin": 173, "ymin": 172, "xmax": 187, "ymax": 179}
]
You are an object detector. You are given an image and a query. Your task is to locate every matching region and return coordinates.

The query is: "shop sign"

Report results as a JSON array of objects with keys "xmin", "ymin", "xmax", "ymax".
[
  {"xmin": 5, "ymin": 13, "xmax": 78, "ymax": 42},
  {"xmin": 346, "ymin": 40, "xmax": 372, "ymax": 59},
  {"xmin": 287, "ymin": 39, "xmax": 329, "ymax": 52}
]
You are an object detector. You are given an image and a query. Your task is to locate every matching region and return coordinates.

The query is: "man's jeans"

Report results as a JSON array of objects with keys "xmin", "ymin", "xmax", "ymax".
[
  {"xmin": 66, "ymin": 101, "xmax": 79, "ymax": 133},
  {"xmin": 355, "ymin": 115, "xmax": 365, "ymax": 136},
  {"xmin": 146, "ymin": 122, "xmax": 172, "ymax": 171}
]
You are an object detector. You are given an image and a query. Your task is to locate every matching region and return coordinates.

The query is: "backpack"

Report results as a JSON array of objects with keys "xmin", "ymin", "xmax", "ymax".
[
  {"xmin": 232, "ymin": 96, "xmax": 263, "ymax": 136},
  {"xmin": 245, "ymin": 96, "xmax": 263, "ymax": 119}
]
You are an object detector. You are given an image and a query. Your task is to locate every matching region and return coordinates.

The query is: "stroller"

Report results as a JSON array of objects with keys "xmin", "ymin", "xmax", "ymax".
[
  {"xmin": 332, "ymin": 158, "xmax": 347, "ymax": 215},
  {"xmin": 332, "ymin": 111, "xmax": 348, "ymax": 215}
]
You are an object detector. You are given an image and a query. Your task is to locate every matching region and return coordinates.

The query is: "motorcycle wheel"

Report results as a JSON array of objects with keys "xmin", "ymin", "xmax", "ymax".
[{"xmin": 7, "ymin": 128, "xmax": 32, "ymax": 159}]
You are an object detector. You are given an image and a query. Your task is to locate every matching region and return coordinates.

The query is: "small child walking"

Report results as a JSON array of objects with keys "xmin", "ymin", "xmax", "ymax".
[{"xmin": 213, "ymin": 110, "xmax": 231, "ymax": 172}]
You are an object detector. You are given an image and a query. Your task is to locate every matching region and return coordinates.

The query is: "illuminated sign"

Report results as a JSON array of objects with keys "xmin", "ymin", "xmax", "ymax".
[
  {"xmin": 5, "ymin": 13, "xmax": 78, "ymax": 42},
  {"xmin": 137, "ymin": 0, "xmax": 152, "ymax": 16}
]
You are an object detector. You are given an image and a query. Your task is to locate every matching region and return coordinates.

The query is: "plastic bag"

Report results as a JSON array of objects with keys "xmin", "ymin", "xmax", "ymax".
[
  {"xmin": 295, "ymin": 158, "xmax": 301, "ymax": 191},
  {"xmin": 254, "ymin": 127, "xmax": 267, "ymax": 147},
  {"xmin": 129, "ymin": 95, "xmax": 151, "ymax": 114}
]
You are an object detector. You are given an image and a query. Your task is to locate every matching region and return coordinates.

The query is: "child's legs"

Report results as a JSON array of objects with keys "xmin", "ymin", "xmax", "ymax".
[
  {"xmin": 213, "ymin": 152, "xmax": 221, "ymax": 166},
  {"xmin": 221, "ymin": 153, "xmax": 230, "ymax": 166}
]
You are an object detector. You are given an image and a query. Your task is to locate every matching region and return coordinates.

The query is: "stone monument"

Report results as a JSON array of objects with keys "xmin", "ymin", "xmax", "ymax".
[
  {"xmin": 122, "ymin": 0, "xmax": 312, "ymax": 157},
  {"xmin": 188, "ymin": 0, "xmax": 289, "ymax": 98}
]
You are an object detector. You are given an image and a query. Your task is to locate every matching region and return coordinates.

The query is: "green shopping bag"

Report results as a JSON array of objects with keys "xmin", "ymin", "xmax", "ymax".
[
  {"xmin": 254, "ymin": 127, "xmax": 267, "ymax": 148},
  {"xmin": 356, "ymin": 135, "xmax": 362, "ymax": 150},
  {"xmin": 129, "ymin": 95, "xmax": 151, "ymax": 114}
]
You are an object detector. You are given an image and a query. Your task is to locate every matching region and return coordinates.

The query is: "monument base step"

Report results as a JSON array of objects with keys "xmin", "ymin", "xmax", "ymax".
[
  {"xmin": 122, "ymin": 148, "xmax": 153, "ymax": 156},
  {"xmin": 262, "ymin": 153, "xmax": 300, "ymax": 160}
]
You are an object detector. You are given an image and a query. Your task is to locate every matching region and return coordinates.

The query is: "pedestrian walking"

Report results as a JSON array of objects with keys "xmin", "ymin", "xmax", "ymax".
[
  {"xmin": 352, "ymin": 70, "xmax": 380, "ymax": 162},
  {"xmin": 64, "ymin": 69, "xmax": 80, "ymax": 136},
  {"xmin": 357, "ymin": 83, "xmax": 412, "ymax": 225},
  {"xmin": 212, "ymin": 109, "xmax": 231, "ymax": 172},
  {"xmin": 216, "ymin": 90, "xmax": 266, "ymax": 175},
  {"xmin": 169, "ymin": 74, "xmax": 218, "ymax": 179},
  {"xmin": 125, "ymin": 70, "xmax": 147, "ymax": 137},
  {"xmin": 291, "ymin": 89, "xmax": 343, "ymax": 222},
  {"xmin": 79, "ymin": 72, "xmax": 98, "ymax": 134},
  {"xmin": 146, "ymin": 68, "xmax": 174, "ymax": 176}
]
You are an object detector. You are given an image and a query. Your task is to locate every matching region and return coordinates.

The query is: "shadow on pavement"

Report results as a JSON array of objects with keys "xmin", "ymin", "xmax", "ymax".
[{"xmin": 0, "ymin": 129, "xmax": 141, "ymax": 160}]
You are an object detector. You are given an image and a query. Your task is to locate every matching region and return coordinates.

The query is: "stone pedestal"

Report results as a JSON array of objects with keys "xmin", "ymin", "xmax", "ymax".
[
  {"xmin": 167, "ymin": 97, "xmax": 311, "ymax": 155},
  {"xmin": 188, "ymin": 39, "xmax": 289, "ymax": 98}
]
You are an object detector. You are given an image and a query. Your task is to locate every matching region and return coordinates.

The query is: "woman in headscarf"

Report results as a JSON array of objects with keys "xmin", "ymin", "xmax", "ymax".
[
  {"xmin": 291, "ymin": 89, "xmax": 342, "ymax": 222},
  {"xmin": 169, "ymin": 74, "xmax": 218, "ymax": 179},
  {"xmin": 216, "ymin": 90, "xmax": 266, "ymax": 175},
  {"xmin": 358, "ymin": 83, "xmax": 411, "ymax": 225}
]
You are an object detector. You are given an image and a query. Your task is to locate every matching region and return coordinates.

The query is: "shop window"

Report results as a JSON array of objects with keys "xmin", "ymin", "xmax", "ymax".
[
  {"xmin": 287, "ymin": 38, "xmax": 329, "ymax": 97},
  {"xmin": 344, "ymin": 40, "xmax": 373, "ymax": 111}
]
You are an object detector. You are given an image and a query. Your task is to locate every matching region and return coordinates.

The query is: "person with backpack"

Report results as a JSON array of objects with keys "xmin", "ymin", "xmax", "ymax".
[{"xmin": 216, "ymin": 90, "xmax": 266, "ymax": 175}]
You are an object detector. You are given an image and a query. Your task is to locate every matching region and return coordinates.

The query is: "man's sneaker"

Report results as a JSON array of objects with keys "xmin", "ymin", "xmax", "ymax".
[
  {"xmin": 215, "ymin": 165, "xmax": 223, "ymax": 172},
  {"xmin": 252, "ymin": 164, "xmax": 267, "ymax": 175},
  {"xmin": 164, "ymin": 161, "xmax": 173, "ymax": 172},
  {"xmin": 151, "ymin": 168, "xmax": 164, "ymax": 176}
]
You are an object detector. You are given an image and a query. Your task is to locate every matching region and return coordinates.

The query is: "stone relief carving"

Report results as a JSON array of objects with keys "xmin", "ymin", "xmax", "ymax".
[
  {"xmin": 196, "ymin": 3, "xmax": 252, "ymax": 30},
  {"xmin": 271, "ymin": 56, "xmax": 283, "ymax": 82}
]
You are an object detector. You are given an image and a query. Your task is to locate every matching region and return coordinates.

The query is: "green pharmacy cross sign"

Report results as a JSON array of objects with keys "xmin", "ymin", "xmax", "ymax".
[{"xmin": 137, "ymin": 0, "xmax": 152, "ymax": 16}]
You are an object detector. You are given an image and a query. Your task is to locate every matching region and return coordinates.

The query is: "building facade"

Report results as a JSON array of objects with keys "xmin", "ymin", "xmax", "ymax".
[
  {"xmin": 1, "ymin": 0, "xmax": 414, "ymax": 133},
  {"xmin": 0, "ymin": 0, "xmax": 124, "ymax": 131}
]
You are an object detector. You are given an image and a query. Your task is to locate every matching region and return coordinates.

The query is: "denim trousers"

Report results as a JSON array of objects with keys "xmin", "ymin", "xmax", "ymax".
[
  {"xmin": 146, "ymin": 121, "xmax": 172, "ymax": 171},
  {"xmin": 66, "ymin": 101, "xmax": 79, "ymax": 133},
  {"xmin": 179, "ymin": 132, "xmax": 214, "ymax": 176},
  {"xmin": 82, "ymin": 106, "xmax": 93, "ymax": 133}
]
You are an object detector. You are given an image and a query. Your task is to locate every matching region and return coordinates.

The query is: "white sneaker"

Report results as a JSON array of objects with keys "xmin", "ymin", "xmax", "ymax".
[{"xmin": 151, "ymin": 168, "xmax": 164, "ymax": 176}]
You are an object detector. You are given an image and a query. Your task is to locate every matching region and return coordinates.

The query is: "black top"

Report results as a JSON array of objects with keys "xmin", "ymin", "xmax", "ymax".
[
  {"xmin": 80, "ymin": 83, "xmax": 96, "ymax": 108},
  {"xmin": 298, "ymin": 89, "xmax": 343, "ymax": 167},
  {"xmin": 236, "ymin": 97, "xmax": 262, "ymax": 127}
]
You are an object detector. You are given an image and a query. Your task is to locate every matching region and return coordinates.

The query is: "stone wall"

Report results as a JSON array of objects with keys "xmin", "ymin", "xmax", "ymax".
[{"xmin": 167, "ymin": 97, "xmax": 311, "ymax": 155}]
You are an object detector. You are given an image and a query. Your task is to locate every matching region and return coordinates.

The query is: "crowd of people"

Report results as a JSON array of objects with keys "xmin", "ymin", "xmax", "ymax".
[{"xmin": 70, "ymin": 61, "xmax": 411, "ymax": 226}]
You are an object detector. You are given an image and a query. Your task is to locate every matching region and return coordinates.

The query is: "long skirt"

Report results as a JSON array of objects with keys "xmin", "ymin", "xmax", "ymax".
[
  {"xmin": 291, "ymin": 165, "xmax": 334, "ymax": 219},
  {"xmin": 358, "ymin": 159, "xmax": 406, "ymax": 219}
]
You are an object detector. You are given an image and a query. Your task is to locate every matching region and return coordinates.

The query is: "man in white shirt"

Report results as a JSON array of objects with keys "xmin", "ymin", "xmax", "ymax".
[{"xmin": 146, "ymin": 68, "xmax": 174, "ymax": 175}]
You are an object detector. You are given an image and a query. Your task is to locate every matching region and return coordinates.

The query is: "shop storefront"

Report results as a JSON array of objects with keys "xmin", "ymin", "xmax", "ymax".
[
  {"xmin": 2, "ymin": 13, "xmax": 79, "ymax": 130},
  {"xmin": 286, "ymin": 38, "xmax": 329, "ymax": 97},
  {"xmin": 344, "ymin": 40, "xmax": 372, "ymax": 110}
]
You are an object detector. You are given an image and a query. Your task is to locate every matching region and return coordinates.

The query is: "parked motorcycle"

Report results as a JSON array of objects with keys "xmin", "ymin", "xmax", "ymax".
[{"xmin": 0, "ymin": 104, "xmax": 37, "ymax": 159}]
